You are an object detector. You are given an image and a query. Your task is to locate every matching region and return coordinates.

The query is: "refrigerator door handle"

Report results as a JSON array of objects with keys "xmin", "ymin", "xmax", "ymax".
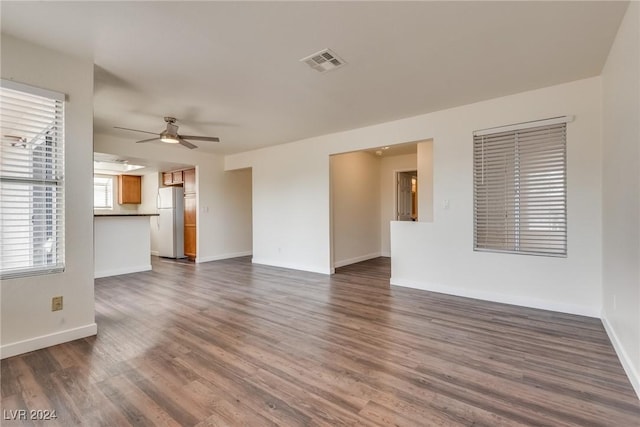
[{"xmin": 156, "ymin": 191, "xmax": 161, "ymax": 229}]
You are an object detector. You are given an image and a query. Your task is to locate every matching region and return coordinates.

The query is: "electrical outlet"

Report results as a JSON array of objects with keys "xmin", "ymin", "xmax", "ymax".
[{"xmin": 52, "ymin": 296, "xmax": 63, "ymax": 311}]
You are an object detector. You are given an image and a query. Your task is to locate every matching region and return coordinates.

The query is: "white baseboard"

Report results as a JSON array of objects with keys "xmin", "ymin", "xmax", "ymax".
[
  {"xmin": 1, "ymin": 323, "xmax": 98, "ymax": 359},
  {"xmin": 196, "ymin": 251, "xmax": 253, "ymax": 263},
  {"xmin": 252, "ymin": 257, "xmax": 331, "ymax": 275},
  {"xmin": 334, "ymin": 252, "xmax": 381, "ymax": 268},
  {"xmin": 380, "ymin": 251, "xmax": 391, "ymax": 257},
  {"xmin": 390, "ymin": 277, "xmax": 599, "ymax": 318},
  {"xmin": 601, "ymin": 314, "xmax": 640, "ymax": 399},
  {"xmin": 94, "ymin": 264, "xmax": 152, "ymax": 279},
  {"xmin": 150, "ymin": 250, "xmax": 159, "ymax": 256}
]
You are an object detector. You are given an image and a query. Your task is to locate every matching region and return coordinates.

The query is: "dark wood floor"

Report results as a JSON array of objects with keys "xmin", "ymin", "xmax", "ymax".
[{"xmin": 2, "ymin": 257, "xmax": 639, "ymax": 426}]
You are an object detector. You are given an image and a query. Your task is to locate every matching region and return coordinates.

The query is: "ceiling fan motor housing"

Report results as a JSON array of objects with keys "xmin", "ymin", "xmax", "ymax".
[
  {"xmin": 160, "ymin": 117, "xmax": 180, "ymax": 141},
  {"xmin": 165, "ymin": 122, "xmax": 179, "ymax": 137}
]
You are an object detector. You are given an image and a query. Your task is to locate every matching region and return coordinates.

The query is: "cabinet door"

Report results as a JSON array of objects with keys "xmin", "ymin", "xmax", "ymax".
[
  {"xmin": 184, "ymin": 227, "xmax": 196, "ymax": 259},
  {"xmin": 183, "ymin": 168, "xmax": 196, "ymax": 194},
  {"xmin": 162, "ymin": 172, "xmax": 173, "ymax": 186},
  {"xmin": 118, "ymin": 175, "xmax": 141, "ymax": 204},
  {"xmin": 184, "ymin": 194, "xmax": 197, "ymax": 258},
  {"xmin": 172, "ymin": 170, "xmax": 184, "ymax": 184}
]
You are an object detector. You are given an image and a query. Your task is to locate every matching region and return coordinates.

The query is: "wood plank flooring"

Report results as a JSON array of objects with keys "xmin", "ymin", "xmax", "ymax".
[{"xmin": 2, "ymin": 256, "xmax": 639, "ymax": 426}]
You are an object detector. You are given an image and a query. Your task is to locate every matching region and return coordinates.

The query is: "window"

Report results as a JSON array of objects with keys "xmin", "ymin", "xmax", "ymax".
[
  {"xmin": 473, "ymin": 117, "xmax": 569, "ymax": 257},
  {"xmin": 0, "ymin": 80, "xmax": 65, "ymax": 278},
  {"xmin": 93, "ymin": 176, "xmax": 113, "ymax": 209}
]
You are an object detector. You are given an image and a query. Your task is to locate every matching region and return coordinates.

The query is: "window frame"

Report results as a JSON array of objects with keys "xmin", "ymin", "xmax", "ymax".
[
  {"xmin": 93, "ymin": 175, "xmax": 114, "ymax": 210},
  {"xmin": 0, "ymin": 79, "xmax": 66, "ymax": 279},
  {"xmin": 473, "ymin": 116, "xmax": 571, "ymax": 258}
]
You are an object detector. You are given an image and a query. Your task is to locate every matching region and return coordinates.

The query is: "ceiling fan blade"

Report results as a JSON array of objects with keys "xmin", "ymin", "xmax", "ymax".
[
  {"xmin": 179, "ymin": 135, "xmax": 220, "ymax": 142},
  {"xmin": 178, "ymin": 137, "xmax": 197, "ymax": 149},
  {"xmin": 136, "ymin": 137, "xmax": 161, "ymax": 144},
  {"xmin": 114, "ymin": 126, "xmax": 158, "ymax": 136}
]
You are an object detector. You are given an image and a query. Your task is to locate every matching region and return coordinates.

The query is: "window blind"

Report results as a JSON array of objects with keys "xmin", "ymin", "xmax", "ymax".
[
  {"xmin": 473, "ymin": 119, "xmax": 567, "ymax": 257},
  {"xmin": 94, "ymin": 176, "xmax": 113, "ymax": 209},
  {"xmin": 1, "ymin": 80, "xmax": 65, "ymax": 278}
]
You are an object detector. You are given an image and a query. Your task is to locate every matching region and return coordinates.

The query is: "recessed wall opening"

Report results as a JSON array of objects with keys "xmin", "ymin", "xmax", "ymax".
[
  {"xmin": 330, "ymin": 141, "xmax": 433, "ymax": 272},
  {"xmin": 226, "ymin": 167, "xmax": 253, "ymax": 260}
]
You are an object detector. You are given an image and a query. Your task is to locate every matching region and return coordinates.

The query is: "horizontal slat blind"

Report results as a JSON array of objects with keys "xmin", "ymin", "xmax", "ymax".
[
  {"xmin": 1, "ymin": 81, "xmax": 65, "ymax": 278},
  {"xmin": 94, "ymin": 176, "xmax": 113, "ymax": 209},
  {"xmin": 473, "ymin": 121, "xmax": 567, "ymax": 257}
]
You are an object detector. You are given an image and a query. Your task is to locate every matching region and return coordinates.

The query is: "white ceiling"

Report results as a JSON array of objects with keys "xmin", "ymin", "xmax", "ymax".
[{"xmin": 1, "ymin": 1, "xmax": 628, "ymax": 155}]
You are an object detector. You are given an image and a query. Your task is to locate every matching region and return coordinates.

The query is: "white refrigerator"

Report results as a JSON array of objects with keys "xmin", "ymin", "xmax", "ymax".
[{"xmin": 157, "ymin": 187, "xmax": 185, "ymax": 258}]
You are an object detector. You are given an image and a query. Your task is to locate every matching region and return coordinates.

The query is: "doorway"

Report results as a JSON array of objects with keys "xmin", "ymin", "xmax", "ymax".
[{"xmin": 396, "ymin": 170, "xmax": 418, "ymax": 221}]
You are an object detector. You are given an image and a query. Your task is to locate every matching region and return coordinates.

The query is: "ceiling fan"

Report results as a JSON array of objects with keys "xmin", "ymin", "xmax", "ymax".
[{"xmin": 114, "ymin": 117, "xmax": 220, "ymax": 149}]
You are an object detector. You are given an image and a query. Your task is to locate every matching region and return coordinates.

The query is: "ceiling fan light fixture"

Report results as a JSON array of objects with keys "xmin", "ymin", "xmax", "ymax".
[{"xmin": 160, "ymin": 131, "xmax": 179, "ymax": 144}]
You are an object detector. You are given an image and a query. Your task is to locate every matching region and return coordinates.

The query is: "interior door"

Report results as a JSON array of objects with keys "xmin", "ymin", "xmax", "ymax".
[{"xmin": 397, "ymin": 172, "xmax": 413, "ymax": 221}]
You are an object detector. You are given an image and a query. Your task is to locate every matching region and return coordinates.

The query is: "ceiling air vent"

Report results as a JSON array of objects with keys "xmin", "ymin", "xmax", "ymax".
[{"xmin": 300, "ymin": 49, "xmax": 346, "ymax": 73}]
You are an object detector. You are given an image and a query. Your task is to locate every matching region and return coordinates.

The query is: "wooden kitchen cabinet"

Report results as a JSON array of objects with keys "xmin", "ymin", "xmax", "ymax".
[
  {"xmin": 184, "ymin": 194, "xmax": 197, "ymax": 259},
  {"xmin": 163, "ymin": 171, "xmax": 184, "ymax": 186},
  {"xmin": 183, "ymin": 168, "xmax": 196, "ymax": 194},
  {"xmin": 118, "ymin": 175, "xmax": 141, "ymax": 204},
  {"xmin": 184, "ymin": 226, "xmax": 197, "ymax": 260},
  {"xmin": 183, "ymin": 168, "xmax": 197, "ymax": 259}
]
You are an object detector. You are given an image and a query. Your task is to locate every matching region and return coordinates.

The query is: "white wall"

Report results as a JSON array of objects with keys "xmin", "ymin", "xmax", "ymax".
[
  {"xmin": 331, "ymin": 151, "xmax": 381, "ymax": 268},
  {"xmin": 94, "ymin": 135, "xmax": 252, "ymax": 263},
  {"xmin": 379, "ymin": 153, "xmax": 417, "ymax": 256},
  {"xmin": 601, "ymin": 2, "xmax": 640, "ymax": 397},
  {"xmin": 245, "ymin": 142, "xmax": 332, "ymax": 273},
  {"xmin": 417, "ymin": 140, "xmax": 434, "ymax": 222},
  {"xmin": 391, "ymin": 77, "xmax": 603, "ymax": 317},
  {"xmin": 1, "ymin": 35, "xmax": 96, "ymax": 358},
  {"xmin": 226, "ymin": 77, "xmax": 603, "ymax": 313}
]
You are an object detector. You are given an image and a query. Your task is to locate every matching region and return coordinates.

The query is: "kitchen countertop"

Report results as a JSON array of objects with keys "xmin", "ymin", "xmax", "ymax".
[{"xmin": 94, "ymin": 213, "xmax": 159, "ymax": 217}]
